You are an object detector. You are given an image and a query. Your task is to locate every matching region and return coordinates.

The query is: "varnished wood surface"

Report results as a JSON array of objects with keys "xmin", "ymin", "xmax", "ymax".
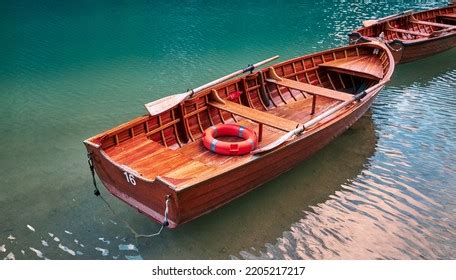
[
  {"xmin": 350, "ymin": 5, "xmax": 456, "ymax": 64},
  {"xmin": 208, "ymin": 100, "xmax": 300, "ymax": 131},
  {"xmin": 84, "ymin": 42, "xmax": 395, "ymax": 227},
  {"xmin": 105, "ymin": 96, "xmax": 339, "ymax": 188},
  {"xmin": 319, "ymin": 55, "xmax": 384, "ymax": 80},
  {"xmin": 265, "ymin": 68, "xmax": 354, "ymax": 102},
  {"xmin": 391, "ymin": 33, "xmax": 456, "ymax": 64},
  {"xmin": 269, "ymin": 78, "xmax": 353, "ymax": 102}
]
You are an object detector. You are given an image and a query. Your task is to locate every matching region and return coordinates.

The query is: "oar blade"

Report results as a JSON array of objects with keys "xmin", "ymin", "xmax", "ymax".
[{"xmin": 145, "ymin": 92, "xmax": 191, "ymax": 116}]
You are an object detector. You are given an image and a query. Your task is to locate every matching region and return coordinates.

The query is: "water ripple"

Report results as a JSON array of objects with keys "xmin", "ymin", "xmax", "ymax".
[
  {"xmin": 239, "ymin": 67, "xmax": 456, "ymax": 259},
  {"xmin": 1, "ymin": 0, "xmax": 455, "ymax": 260}
]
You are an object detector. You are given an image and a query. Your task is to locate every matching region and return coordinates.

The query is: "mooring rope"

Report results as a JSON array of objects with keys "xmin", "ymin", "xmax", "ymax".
[
  {"xmin": 133, "ymin": 196, "xmax": 170, "ymax": 238},
  {"xmin": 87, "ymin": 154, "xmax": 101, "ymax": 196},
  {"xmin": 87, "ymin": 153, "xmax": 169, "ymax": 238}
]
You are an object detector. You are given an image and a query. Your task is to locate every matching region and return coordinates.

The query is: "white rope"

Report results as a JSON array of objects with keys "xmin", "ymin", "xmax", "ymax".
[
  {"xmin": 133, "ymin": 196, "xmax": 170, "ymax": 238},
  {"xmin": 97, "ymin": 192, "xmax": 171, "ymax": 239}
]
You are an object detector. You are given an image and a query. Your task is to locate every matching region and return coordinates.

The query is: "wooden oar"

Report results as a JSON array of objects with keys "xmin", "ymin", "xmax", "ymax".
[
  {"xmin": 363, "ymin": 9, "xmax": 414, "ymax": 27},
  {"xmin": 252, "ymin": 79, "xmax": 390, "ymax": 155},
  {"xmin": 144, "ymin": 55, "xmax": 279, "ymax": 116}
]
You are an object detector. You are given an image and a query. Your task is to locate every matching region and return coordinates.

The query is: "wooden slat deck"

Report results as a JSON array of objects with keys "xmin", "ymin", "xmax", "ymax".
[
  {"xmin": 109, "ymin": 137, "xmax": 166, "ymax": 163},
  {"xmin": 267, "ymin": 96, "xmax": 339, "ymax": 123},
  {"xmin": 207, "ymin": 100, "xmax": 299, "ymax": 131},
  {"xmin": 105, "ymin": 136, "xmax": 214, "ymax": 181},
  {"xmin": 105, "ymin": 93, "xmax": 341, "ymax": 187},
  {"xmin": 266, "ymin": 77, "xmax": 353, "ymax": 101},
  {"xmin": 319, "ymin": 55, "xmax": 384, "ymax": 80}
]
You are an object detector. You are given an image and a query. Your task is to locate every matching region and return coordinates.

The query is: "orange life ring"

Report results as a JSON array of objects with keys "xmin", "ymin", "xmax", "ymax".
[{"xmin": 202, "ymin": 124, "xmax": 258, "ymax": 155}]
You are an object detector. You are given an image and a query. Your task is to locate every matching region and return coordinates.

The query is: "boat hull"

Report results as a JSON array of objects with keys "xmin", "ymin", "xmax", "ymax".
[
  {"xmin": 83, "ymin": 41, "xmax": 394, "ymax": 228},
  {"xmin": 349, "ymin": 5, "xmax": 456, "ymax": 64},
  {"xmin": 175, "ymin": 90, "xmax": 378, "ymax": 225},
  {"xmin": 84, "ymin": 87, "xmax": 379, "ymax": 228},
  {"xmin": 391, "ymin": 33, "xmax": 456, "ymax": 63}
]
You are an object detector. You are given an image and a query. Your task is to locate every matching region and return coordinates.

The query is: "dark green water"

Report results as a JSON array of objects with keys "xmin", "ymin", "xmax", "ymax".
[{"xmin": 1, "ymin": 0, "xmax": 455, "ymax": 259}]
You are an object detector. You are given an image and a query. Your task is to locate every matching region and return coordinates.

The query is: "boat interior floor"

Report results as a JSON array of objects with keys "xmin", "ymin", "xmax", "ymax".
[{"xmin": 105, "ymin": 93, "xmax": 342, "ymax": 188}]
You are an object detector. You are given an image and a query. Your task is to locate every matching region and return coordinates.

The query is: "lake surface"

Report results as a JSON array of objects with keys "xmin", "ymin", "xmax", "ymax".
[{"xmin": 1, "ymin": 0, "xmax": 455, "ymax": 260}]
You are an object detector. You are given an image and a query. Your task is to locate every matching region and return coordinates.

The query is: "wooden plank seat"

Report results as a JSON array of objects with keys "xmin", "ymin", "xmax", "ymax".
[
  {"xmin": 266, "ymin": 67, "xmax": 353, "ymax": 102},
  {"xmin": 319, "ymin": 55, "xmax": 384, "ymax": 80},
  {"xmin": 207, "ymin": 99, "xmax": 299, "ymax": 132}
]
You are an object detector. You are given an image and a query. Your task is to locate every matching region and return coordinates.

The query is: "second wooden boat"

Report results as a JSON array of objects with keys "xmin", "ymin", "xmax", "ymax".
[
  {"xmin": 84, "ymin": 42, "xmax": 394, "ymax": 228},
  {"xmin": 349, "ymin": 4, "xmax": 456, "ymax": 64}
]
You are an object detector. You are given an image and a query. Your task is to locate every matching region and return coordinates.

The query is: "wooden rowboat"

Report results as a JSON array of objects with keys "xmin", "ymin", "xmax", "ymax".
[
  {"xmin": 349, "ymin": 4, "xmax": 456, "ymax": 64},
  {"xmin": 83, "ymin": 42, "xmax": 394, "ymax": 228}
]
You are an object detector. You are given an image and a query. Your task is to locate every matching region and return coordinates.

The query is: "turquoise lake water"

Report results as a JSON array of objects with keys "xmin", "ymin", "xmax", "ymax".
[{"xmin": 1, "ymin": 0, "xmax": 455, "ymax": 259}]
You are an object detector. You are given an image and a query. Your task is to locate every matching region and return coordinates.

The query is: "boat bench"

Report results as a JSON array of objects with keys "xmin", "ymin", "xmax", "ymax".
[
  {"xmin": 319, "ymin": 55, "xmax": 384, "ymax": 81},
  {"xmin": 266, "ymin": 67, "xmax": 353, "ymax": 102},
  {"xmin": 207, "ymin": 99, "xmax": 299, "ymax": 132}
]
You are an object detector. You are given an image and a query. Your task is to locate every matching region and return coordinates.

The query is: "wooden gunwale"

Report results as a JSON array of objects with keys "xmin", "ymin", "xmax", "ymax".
[{"xmin": 83, "ymin": 42, "xmax": 394, "ymax": 227}]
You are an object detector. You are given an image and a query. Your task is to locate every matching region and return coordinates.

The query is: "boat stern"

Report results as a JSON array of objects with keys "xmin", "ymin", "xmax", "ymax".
[{"xmin": 83, "ymin": 137, "xmax": 182, "ymax": 228}]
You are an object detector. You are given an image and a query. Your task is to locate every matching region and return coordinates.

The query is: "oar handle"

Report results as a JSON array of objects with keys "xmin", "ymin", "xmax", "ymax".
[
  {"xmin": 253, "ymin": 55, "xmax": 280, "ymax": 67},
  {"xmin": 145, "ymin": 55, "xmax": 280, "ymax": 116},
  {"xmin": 192, "ymin": 55, "xmax": 280, "ymax": 94},
  {"xmin": 242, "ymin": 55, "xmax": 280, "ymax": 73},
  {"xmin": 363, "ymin": 9, "xmax": 414, "ymax": 27},
  {"xmin": 379, "ymin": 9, "xmax": 414, "ymax": 21}
]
